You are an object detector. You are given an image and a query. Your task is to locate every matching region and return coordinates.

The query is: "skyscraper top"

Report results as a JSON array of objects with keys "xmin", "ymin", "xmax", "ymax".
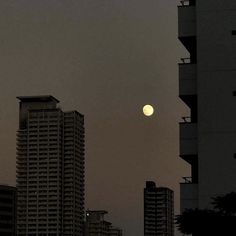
[{"xmin": 17, "ymin": 95, "xmax": 59, "ymax": 103}]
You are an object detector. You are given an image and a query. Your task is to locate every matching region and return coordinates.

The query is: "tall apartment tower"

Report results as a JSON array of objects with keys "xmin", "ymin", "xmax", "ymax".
[
  {"xmin": 144, "ymin": 181, "xmax": 174, "ymax": 236},
  {"xmin": 16, "ymin": 96, "xmax": 85, "ymax": 236},
  {"xmin": 178, "ymin": 0, "xmax": 236, "ymax": 211},
  {"xmin": 0, "ymin": 185, "xmax": 17, "ymax": 236}
]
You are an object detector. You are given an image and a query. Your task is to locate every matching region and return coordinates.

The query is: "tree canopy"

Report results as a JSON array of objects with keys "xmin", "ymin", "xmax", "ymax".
[{"xmin": 176, "ymin": 192, "xmax": 236, "ymax": 235}]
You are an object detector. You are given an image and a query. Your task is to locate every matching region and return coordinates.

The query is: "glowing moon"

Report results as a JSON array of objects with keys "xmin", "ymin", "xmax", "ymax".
[{"xmin": 143, "ymin": 105, "xmax": 154, "ymax": 116}]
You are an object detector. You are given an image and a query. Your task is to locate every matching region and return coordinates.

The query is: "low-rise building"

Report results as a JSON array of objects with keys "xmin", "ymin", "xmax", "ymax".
[{"xmin": 85, "ymin": 210, "xmax": 122, "ymax": 236}]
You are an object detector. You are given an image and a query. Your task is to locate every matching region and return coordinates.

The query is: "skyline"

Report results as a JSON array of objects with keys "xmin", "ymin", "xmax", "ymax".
[{"xmin": 0, "ymin": 1, "xmax": 188, "ymax": 236}]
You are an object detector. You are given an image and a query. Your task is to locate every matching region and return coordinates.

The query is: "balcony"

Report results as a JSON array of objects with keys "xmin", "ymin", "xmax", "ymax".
[
  {"xmin": 179, "ymin": 58, "xmax": 197, "ymax": 102},
  {"xmin": 178, "ymin": 0, "xmax": 196, "ymax": 52},
  {"xmin": 179, "ymin": 122, "xmax": 197, "ymax": 160},
  {"xmin": 180, "ymin": 178, "xmax": 198, "ymax": 212},
  {"xmin": 178, "ymin": 1, "xmax": 196, "ymax": 37}
]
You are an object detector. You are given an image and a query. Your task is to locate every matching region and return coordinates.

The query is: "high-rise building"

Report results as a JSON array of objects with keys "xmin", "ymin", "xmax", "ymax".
[
  {"xmin": 0, "ymin": 185, "xmax": 17, "ymax": 236},
  {"xmin": 16, "ymin": 96, "xmax": 85, "ymax": 236},
  {"xmin": 144, "ymin": 181, "xmax": 174, "ymax": 236},
  {"xmin": 178, "ymin": 0, "xmax": 236, "ymax": 211},
  {"xmin": 84, "ymin": 210, "xmax": 122, "ymax": 236}
]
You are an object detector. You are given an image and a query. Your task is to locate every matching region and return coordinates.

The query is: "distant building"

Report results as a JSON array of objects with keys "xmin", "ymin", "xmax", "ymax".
[
  {"xmin": 85, "ymin": 210, "xmax": 122, "ymax": 236},
  {"xmin": 109, "ymin": 227, "xmax": 122, "ymax": 236},
  {"xmin": 0, "ymin": 185, "xmax": 17, "ymax": 236},
  {"xmin": 16, "ymin": 96, "xmax": 85, "ymax": 236},
  {"xmin": 85, "ymin": 211, "xmax": 111, "ymax": 236},
  {"xmin": 144, "ymin": 181, "xmax": 174, "ymax": 236}
]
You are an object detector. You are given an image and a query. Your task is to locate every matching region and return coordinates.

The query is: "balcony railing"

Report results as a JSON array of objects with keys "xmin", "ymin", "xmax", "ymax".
[
  {"xmin": 180, "ymin": 0, "xmax": 190, "ymax": 6},
  {"xmin": 181, "ymin": 116, "xmax": 191, "ymax": 123},
  {"xmin": 182, "ymin": 176, "xmax": 192, "ymax": 183},
  {"xmin": 180, "ymin": 0, "xmax": 196, "ymax": 6},
  {"xmin": 180, "ymin": 57, "xmax": 191, "ymax": 64}
]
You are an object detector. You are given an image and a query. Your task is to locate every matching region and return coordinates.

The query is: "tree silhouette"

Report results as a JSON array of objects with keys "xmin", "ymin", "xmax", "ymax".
[
  {"xmin": 176, "ymin": 192, "xmax": 236, "ymax": 235},
  {"xmin": 212, "ymin": 191, "xmax": 236, "ymax": 216}
]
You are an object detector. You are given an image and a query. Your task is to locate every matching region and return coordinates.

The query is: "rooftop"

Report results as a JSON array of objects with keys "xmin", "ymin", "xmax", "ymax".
[
  {"xmin": 17, "ymin": 95, "xmax": 59, "ymax": 103},
  {"xmin": 86, "ymin": 210, "xmax": 108, "ymax": 215}
]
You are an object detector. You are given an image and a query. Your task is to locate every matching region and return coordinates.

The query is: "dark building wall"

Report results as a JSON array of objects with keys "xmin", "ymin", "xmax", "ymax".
[{"xmin": 0, "ymin": 185, "xmax": 17, "ymax": 236}]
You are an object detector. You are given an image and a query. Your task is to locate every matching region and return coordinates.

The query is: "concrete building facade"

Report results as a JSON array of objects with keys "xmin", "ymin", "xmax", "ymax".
[
  {"xmin": 178, "ymin": 0, "xmax": 236, "ymax": 211},
  {"xmin": 0, "ymin": 185, "xmax": 17, "ymax": 236},
  {"xmin": 144, "ymin": 181, "xmax": 174, "ymax": 236},
  {"xmin": 16, "ymin": 96, "xmax": 85, "ymax": 236}
]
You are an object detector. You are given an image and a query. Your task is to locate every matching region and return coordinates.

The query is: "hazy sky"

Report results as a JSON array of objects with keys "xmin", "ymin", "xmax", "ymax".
[{"xmin": 0, "ymin": 0, "xmax": 189, "ymax": 235}]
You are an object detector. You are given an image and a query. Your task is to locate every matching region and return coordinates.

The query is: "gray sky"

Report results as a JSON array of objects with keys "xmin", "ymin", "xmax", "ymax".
[{"xmin": 0, "ymin": 0, "xmax": 189, "ymax": 235}]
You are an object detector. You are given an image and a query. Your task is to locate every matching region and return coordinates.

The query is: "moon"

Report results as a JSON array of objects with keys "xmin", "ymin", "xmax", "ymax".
[{"xmin": 143, "ymin": 105, "xmax": 154, "ymax": 116}]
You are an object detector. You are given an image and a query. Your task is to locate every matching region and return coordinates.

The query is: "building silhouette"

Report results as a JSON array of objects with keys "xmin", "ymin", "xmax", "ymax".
[
  {"xmin": 144, "ymin": 181, "xmax": 174, "ymax": 236},
  {"xmin": 178, "ymin": 0, "xmax": 236, "ymax": 211},
  {"xmin": 16, "ymin": 96, "xmax": 85, "ymax": 235},
  {"xmin": 0, "ymin": 185, "xmax": 17, "ymax": 236},
  {"xmin": 84, "ymin": 210, "xmax": 122, "ymax": 236}
]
